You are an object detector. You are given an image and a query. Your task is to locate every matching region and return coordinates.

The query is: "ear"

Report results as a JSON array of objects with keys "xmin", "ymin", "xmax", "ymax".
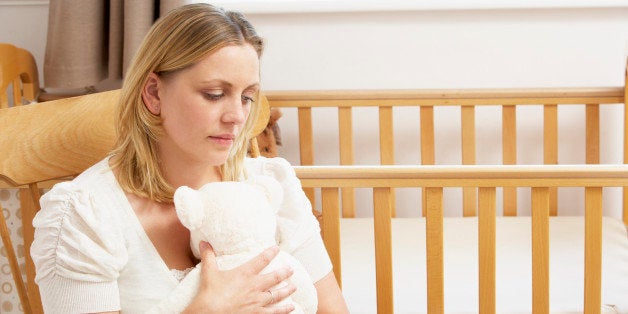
[
  {"xmin": 247, "ymin": 175, "xmax": 284, "ymax": 210},
  {"xmin": 173, "ymin": 186, "xmax": 205, "ymax": 230},
  {"xmin": 141, "ymin": 72, "xmax": 162, "ymax": 115}
]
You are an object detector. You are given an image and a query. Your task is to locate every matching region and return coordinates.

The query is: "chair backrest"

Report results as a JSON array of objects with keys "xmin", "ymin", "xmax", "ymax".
[
  {"xmin": 0, "ymin": 88, "xmax": 270, "ymax": 313},
  {"xmin": 0, "ymin": 42, "xmax": 41, "ymax": 313},
  {"xmin": 0, "ymin": 43, "xmax": 39, "ymax": 108}
]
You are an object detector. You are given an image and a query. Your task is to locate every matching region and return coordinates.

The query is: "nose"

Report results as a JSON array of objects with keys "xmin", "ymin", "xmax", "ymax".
[{"xmin": 222, "ymin": 96, "xmax": 247, "ymax": 125}]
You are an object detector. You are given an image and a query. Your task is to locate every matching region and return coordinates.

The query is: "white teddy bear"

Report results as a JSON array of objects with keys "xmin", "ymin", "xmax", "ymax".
[{"xmin": 147, "ymin": 175, "xmax": 318, "ymax": 314}]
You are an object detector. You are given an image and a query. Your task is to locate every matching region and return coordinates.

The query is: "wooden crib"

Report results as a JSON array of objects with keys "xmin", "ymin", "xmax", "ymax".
[
  {"xmin": 1, "ymin": 55, "xmax": 627, "ymax": 312},
  {"xmin": 264, "ymin": 82, "xmax": 628, "ymax": 311}
]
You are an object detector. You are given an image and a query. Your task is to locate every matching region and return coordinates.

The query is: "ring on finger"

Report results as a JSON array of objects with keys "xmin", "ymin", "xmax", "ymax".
[{"xmin": 267, "ymin": 290, "xmax": 275, "ymax": 304}]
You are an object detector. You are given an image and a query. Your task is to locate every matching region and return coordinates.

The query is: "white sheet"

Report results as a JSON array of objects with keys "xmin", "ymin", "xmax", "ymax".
[{"xmin": 339, "ymin": 216, "xmax": 628, "ymax": 314}]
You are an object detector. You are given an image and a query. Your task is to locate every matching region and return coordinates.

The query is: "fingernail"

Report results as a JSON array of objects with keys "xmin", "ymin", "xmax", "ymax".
[{"xmin": 200, "ymin": 241, "xmax": 210, "ymax": 250}]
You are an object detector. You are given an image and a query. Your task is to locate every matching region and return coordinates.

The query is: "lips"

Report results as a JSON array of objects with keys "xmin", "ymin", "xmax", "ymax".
[
  {"xmin": 208, "ymin": 133, "xmax": 236, "ymax": 146},
  {"xmin": 211, "ymin": 133, "xmax": 235, "ymax": 140}
]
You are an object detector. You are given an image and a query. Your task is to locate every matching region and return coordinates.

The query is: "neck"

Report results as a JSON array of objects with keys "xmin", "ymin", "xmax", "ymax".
[
  {"xmin": 157, "ymin": 152, "xmax": 224, "ymax": 190},
  {"xmin": 163, "ymin": 162, "xmax": 222, "ymax": 190}
]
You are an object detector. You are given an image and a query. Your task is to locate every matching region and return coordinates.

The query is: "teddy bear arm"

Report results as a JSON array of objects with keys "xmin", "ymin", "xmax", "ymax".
[{"xmin": 275, "ymin": 252, "xmax": 319, "ymax": 314}]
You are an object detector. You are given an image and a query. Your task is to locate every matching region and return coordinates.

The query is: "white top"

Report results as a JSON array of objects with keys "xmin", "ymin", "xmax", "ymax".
[{"xmin": 30, "ymin": 156, "xmax": 332, "ymax": 314}]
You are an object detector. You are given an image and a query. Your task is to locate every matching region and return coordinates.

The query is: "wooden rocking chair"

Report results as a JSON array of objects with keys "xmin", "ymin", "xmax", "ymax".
[{"xmin": 0, "ymin": 86, "xmax": 270, "ymax": 313}]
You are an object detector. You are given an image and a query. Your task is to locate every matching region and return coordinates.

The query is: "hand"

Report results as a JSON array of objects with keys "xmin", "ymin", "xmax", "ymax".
[{"xmin": 184, "ymin": 241, "xmax": 297, "ymax": 314}]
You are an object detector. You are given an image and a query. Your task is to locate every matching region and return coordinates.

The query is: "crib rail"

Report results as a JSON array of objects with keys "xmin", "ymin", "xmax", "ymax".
[
  {"xmin": 295, "ymin": 164, "xmax": 628, "ymax": 314},
  {"xmin": 267, "ymin": 87, "xmax": 628, "ymax": 225}
]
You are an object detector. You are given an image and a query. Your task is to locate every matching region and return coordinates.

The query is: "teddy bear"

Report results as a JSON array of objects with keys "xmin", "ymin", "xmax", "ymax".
[
  {"xmin": 250, "ymin": 107, "xmax": 283, "ymax": 157},
  {"xmin": 146, "ymin": 175, "xmax": 317, "ymax": 314}
]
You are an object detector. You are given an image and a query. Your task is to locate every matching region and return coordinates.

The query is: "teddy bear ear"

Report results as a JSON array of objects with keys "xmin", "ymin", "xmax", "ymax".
[
  {"xmin": 173, "ymin": 186, "xmax": 205, "ymax": 230},
  {"xmin": 269, "ymin": 108, "xmax": 283, "ymax": 124},
  {"xmin": 247, "ymin": 175, "xmax": 284, "ymax": 210}
]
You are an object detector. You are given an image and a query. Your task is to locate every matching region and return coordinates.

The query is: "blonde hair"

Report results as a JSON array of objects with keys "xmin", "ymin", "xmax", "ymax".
[{"xmin": 110, "ymin": 3, "xmax": 264, "ymax": 203}]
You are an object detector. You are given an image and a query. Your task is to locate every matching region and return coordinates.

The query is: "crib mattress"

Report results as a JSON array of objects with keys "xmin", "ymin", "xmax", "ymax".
[{"xmin": 339, "ymin": 216, "xmax": 628, "ymax": 314}]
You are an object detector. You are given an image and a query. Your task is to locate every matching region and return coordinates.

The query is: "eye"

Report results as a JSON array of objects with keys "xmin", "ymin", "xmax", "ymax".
[
  {"xmin": 241, "ymin": 95, "xmax": 255, "ymax": 106},
  {"xmin": 204, "ymin": 93, "xmax": 224, "ymax": 101}
]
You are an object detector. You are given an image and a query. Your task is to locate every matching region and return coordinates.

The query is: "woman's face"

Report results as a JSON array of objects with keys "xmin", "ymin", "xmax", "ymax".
[{"xmin": 151, "ymin": 44, "xmax": 260, "ymax": 167}]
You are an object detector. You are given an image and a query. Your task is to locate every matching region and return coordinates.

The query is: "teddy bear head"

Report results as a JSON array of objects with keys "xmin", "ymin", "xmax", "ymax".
[
  {"xmin": 248, "ymin": 107, "xmax": 282, "ymax": 157},
  {"xmin": 173, "ymin": 175, "xmax": 283, "ymax": 258}
]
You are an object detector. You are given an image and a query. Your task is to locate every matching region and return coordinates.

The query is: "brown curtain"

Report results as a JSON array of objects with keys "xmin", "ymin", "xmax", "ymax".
[{"xmin": 43, "ymin": 0, "xmax": 185, "ymax": 92}]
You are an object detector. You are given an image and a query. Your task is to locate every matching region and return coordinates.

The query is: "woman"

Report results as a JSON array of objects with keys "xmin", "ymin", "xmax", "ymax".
[{"xmin": 31, "ymin": 3, "xmax": 348, "ymax": 313}]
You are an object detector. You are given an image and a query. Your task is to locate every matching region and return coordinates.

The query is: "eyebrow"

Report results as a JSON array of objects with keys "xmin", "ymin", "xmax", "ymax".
[{"xmin": 199, "ymin": 79, "xmax": 259, "ymax": 90}]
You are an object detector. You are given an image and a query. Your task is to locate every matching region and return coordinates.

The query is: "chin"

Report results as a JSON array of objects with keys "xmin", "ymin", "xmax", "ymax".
[{"xmin": 204, "ymin": 154, "xmax": 230, "ymax": 166}]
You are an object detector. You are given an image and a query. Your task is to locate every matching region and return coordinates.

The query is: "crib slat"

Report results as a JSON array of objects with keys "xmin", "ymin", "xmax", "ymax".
[
  {"xmin": 298, "ymin": 107, "xmax": 314, "ymax": 165},
  {"xmin": 379, "ymin": 106, "xmax": 396, "ymax": 217},
  {"xmin": 321, "ymin": 187, "xmax": 342, "ymax": 288},
  {"xmin": 584, "ymin": 187, "xmax": 602, "ymax": 314},
  {"xmin": 421, "ymin": 106, "xmax": 435, "ymax": 165},
  {"xmin": 338, "ymin": 107, "xmax": 355, "ymax": 218},
  {"xmin": 542, "ymin": 105, "xmax": 558, "ymax": 162},
  {"xmin": 12, "ymin": 78, "xmax": 23, "ymax": 106},
  {"xmin": 624, "ymin": 187, "xmax": 628, "ymax": 227},
  {"xmin": 298, "ymin": 107, "xmax": 316, "ymax": 208},
  {"xmin": 425, "ymin": 187, "xmax": 444, "ymax": 314},
  {"xmin": 583, "ymin": 111, "xmax": 604, "ymax": 313},
  {"xmin": 531, "ymin": 187, "xmax": 550, "ymax": 314},
  {"xmin": 420, "ymin": 106, "xmax": 435, "ymax": 218},
  {"xmin": 373, "ymin": 187, "xmax": 394, "ymax": 313},
  {"xmin": 586, "ymin": 104, "xmax": 600, "ymax": 164},
  {"xmin": 379, "ymin": 106, "xmax": 395, "ymax": 165},
  {"xmin": 544, "ymin": 104, "xmax": 558, "ymax": 216},
  {"xmin": 461, "ymin": 106, "xmax": 477, "ymax": 216},
  {"xmin": 502, "ymin": 105, "xmax": 517, "ymax": 216},
  {"xmin": 461, "ymin": 105, "xmax": 476, "ymax": 165},
  {"xmin": 478, "ymin": 187, "xmax": 496, "ymax": 314},
  {"xmin": 624, "ymin": 73, "xmax": 628, "ymax": 226}
]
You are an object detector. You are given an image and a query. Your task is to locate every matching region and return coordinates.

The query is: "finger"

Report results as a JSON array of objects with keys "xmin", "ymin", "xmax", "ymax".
[
  {"xmin": 266, "ymin": 284, "xmax": 296, "ymax": 306},
  {"xmin": 267, "ymin": 304, "xmax": 295, "ymax": 314},
  {"xmin": 199, "ymin": 241, "xmax": 218, "ymax": 272},
  {"xmin": 261, "ymin": 290, "xmax": 275, "ymax": 306},
  {"xmin": 240, "ymin": 246, "xmax": 280, "ymax": 275},
  {"xmin": 258, "ymin": 267, "xmax": 294, "ymax": 291}
]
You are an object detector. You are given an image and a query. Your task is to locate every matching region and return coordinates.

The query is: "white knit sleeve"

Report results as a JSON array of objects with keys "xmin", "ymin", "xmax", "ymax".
[
  {"xmin": 30, "ymin": 181, "xmax": 128, "ymax": 313},
  {"xmin": 257, "ymin": 157, "xmax": 333, "ymax": 283}
]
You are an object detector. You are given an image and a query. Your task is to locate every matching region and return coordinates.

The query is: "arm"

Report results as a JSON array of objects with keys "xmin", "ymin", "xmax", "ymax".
[
  {"xmin": 102, "ymin": 244, "xmax": 297, "ymax": 314},
  {"xmin": 31, "ymin": 182, "xmax": 128, "ymax": 313},
  {"xmin": 315, "ymin": 272, "xmax": 349, "ymax": 314}
]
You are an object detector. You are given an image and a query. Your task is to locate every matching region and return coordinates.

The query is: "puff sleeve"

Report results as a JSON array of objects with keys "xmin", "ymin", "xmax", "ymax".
[
  {"xmin": 30, "ymin": 181, "xmax": 128, "ymax": 313},
  {"xmin": 256, "ymin": 157, "xmax": 333, "ymax": 283}
]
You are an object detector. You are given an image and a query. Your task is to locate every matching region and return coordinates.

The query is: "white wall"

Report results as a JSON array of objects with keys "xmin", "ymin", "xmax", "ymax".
[
  {"xmin": 3, "ymin": 3, "xmax": 626, "ymax": 93},
  {"xmin": 239, "ymin": 6, "xmax": 628, "ymax": 218},
  {"xmin": 0, "ymin": 1, "xmax": 49, "ymax": 83},
  {"xmin": 2, "ymin": 2, "xmax": 628, "ymax": 217}
]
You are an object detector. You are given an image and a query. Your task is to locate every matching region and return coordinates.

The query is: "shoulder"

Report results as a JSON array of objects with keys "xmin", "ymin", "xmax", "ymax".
[
  {"xmin": 32, "ymin": 158, "xmax": 128, "ymax": 282},
  {"xmin": 71, "ymin": 156, "xmax": 116, "ymax": 186},
  {"xmin": 38, "ymin": 157, "xmax": 119, "ymax": 212}
]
